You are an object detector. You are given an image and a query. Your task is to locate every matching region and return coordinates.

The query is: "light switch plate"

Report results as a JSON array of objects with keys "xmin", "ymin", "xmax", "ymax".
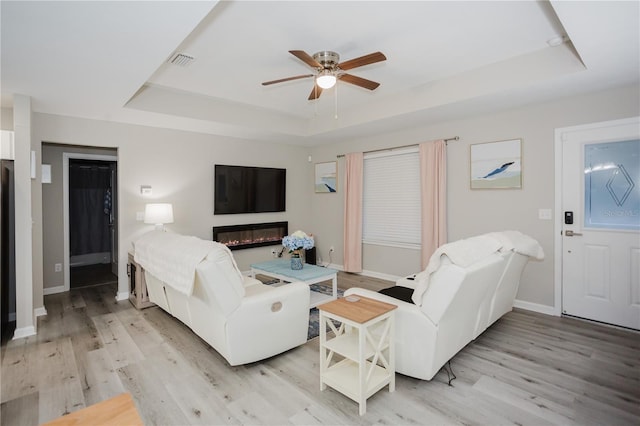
[
  {"xmin": 136, "ymin": 212, "xmax": 145, "ymax": 221},
  {"xmin": 538, "ymin": 208, "xmax": 552, "ymax": 220},
  {"xmin": 42, "ymin": 164, "xmax": 52, "ymax": 183}
]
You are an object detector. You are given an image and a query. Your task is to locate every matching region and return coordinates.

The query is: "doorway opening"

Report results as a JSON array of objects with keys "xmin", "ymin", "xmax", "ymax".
[
  {"xmin": 1, "ymin": 159, "xmax": 16, "ymax": 342},
  {"xmin": 68, "ymin": 158, "xmax": 117, "ymax": 289},
  {"xmin": 41, "ymin": 145, "xmax": 119, "ymax": 296}
]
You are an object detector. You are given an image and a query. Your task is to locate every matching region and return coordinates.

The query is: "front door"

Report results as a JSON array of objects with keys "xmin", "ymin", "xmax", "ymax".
[{"xmin": 559, "ymin": 117, "xmax": 640, "ymax": 330}]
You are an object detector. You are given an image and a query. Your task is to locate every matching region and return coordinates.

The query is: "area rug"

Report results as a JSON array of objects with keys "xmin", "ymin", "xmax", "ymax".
[{"xmin": 307, "ymin": 284, "xmax": 344, "ymax": 340}]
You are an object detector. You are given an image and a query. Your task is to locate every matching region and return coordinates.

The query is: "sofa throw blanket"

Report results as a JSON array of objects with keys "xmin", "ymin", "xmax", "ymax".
[
  {"xmin": 487, "ymin": 230, "xmax": 545, "ymax": 260},
  {"xmin": 411, "ymin": 234, "xmax": 502, "ymax": 305},
  {"xmin": 134, "ymin": 231, "xmax": 215, "ymax": 296}
]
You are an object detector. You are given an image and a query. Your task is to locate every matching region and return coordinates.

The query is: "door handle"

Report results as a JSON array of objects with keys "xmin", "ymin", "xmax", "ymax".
[{"xmin": 565, "ymin": 230, "xmax": 583, "ymax": 237}]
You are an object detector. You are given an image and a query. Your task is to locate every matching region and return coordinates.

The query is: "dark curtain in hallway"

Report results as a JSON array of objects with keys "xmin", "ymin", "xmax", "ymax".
[{"xmin": 69, "ymin": 160, "xmax": 113, "ymax": 256}]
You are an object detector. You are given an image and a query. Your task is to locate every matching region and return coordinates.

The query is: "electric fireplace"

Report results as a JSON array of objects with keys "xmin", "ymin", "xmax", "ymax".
[{"xmin": 213, "ymin": 221, "xmax": 288, "ymax": 251}]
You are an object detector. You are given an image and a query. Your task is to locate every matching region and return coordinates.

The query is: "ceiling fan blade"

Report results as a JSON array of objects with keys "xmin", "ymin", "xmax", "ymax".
[
  {"xmin": 339, "ymin": 73, "xmax": 380, "ymax": 90},
  {"xmin": 338, "ymin": 51, "xmax": 386, "ymax": 71},
  {"xmin": 308, "ymin": 84, "xmax": 323, "ymax": 100},
  {"xmin": 262, "ymin": 74, "xmax": 314, "ymax": 86},
  {"xmin": 289, "ymin": 50, "xmax": 322, "ymax": 69}
]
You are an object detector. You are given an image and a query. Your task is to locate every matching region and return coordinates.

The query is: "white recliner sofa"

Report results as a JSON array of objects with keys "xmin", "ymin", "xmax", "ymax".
[
  {"xmin": 133, "ymin": 231, "xmax": 310, "ymax": 366},
  {"xmin": 344, "ymin": 231, "xmax": 543, "ymax": 381}
]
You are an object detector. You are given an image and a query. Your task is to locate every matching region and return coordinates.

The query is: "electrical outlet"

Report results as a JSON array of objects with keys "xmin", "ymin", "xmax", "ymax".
[
  {"xmin": 329, "ymin": 246, "xmax": 334, "ymax": 253},
  {"xmin": 54, "ymin": 263, "xmax": 62, "ymax": 272}
]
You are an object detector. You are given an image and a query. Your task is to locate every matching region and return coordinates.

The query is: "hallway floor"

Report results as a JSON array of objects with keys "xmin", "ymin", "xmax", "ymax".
[{"xmin": 70, "ymin": 263, "xmax": 117, "ymax": 289}]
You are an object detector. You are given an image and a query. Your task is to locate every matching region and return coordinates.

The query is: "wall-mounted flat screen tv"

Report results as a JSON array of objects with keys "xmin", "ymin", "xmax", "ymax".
[{"xmin": 214, "ymin": 164, "xmax": 286, "ymax": 214}]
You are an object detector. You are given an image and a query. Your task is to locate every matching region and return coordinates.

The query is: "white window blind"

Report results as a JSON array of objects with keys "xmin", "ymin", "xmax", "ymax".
[{"xmin": 362, "ymin": 147, "xmax": 421, "ymax": 248}]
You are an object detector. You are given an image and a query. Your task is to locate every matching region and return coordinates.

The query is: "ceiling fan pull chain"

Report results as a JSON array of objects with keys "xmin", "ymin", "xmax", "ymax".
[{"xmin": 334, "ymin": 82, "xmax": 339, "ymax": 120}]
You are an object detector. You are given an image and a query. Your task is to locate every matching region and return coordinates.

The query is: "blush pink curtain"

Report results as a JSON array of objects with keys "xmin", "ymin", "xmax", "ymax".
[
  {"xmin": 343, "ymin": 152, "xmax": 364, "ymax": 273},
  {"xmin": 419, "ymin": 140, "xmax": 447, "ymax": 270}
]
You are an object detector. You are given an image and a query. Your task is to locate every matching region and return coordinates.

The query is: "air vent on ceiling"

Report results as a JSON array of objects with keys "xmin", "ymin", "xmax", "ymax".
[{"xmin": 169, "ymin": 53, "xmax": 195, "ymax": 67}]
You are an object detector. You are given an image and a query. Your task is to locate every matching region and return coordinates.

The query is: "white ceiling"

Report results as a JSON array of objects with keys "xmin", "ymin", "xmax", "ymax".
[{"xmin": 2, "ymin": 1, "xmax": 638, "ymax": 146}]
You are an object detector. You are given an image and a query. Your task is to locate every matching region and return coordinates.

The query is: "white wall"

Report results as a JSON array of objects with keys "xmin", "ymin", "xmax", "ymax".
[
  {"xmin": 1, "ymin": 130, "xmax": 14, "ymax": 160},
  {"xmin": 310, "ymin": 84, "xmax": 640, "ymax": 311},
  {"xmin": 1, "ymin": 107, "xmax": 13, "ymax": 131},
  {"xmin": 33, "ymin": 113, "xmax": 313, "ymax": 300}
]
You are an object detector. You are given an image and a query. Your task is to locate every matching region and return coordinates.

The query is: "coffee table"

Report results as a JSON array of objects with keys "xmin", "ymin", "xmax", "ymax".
[{"xmin": 250, "ymin": 259, "xmax": 338, "ymax": 308}]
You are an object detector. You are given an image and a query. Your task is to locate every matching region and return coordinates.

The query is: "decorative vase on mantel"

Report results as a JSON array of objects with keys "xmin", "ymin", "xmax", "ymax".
[{"xmin": 290, "ymin": 252, "xmax": 303, "ymax": 270}]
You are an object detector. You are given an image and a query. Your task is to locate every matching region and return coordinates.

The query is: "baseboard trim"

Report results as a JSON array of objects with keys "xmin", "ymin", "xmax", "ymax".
[
  {"xmin": 34, "ymin": 306, "xmax": 48, "ymax": 317},
  {"xmin": 116, "ymin": 291, "xmax": 129, "ymax": 302},
  {"xmin": 513, "ymin": 299, "xmax": 557, "ymax": 316},
  {"xmin": 13, "ymin": 326, "xmax": 36, "ymax": 340},
  {"xmin": 43, "ymin": 285, "xmax": 66, "ymax": 295},
  {"xmin": 360, "ymin": 269, "xmax": 402, "ymax": 283}
]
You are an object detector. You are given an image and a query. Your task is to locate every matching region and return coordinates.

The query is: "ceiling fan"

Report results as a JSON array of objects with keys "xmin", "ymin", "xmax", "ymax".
[{"xmin": 262, "ymin": 50, "xmax": 386, "ymax": 100}]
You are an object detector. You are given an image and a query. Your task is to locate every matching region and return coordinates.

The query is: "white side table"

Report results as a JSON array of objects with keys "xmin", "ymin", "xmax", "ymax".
[{"xmin": 318, "ymin": 295, "xmax": 397, "ymax": 415}]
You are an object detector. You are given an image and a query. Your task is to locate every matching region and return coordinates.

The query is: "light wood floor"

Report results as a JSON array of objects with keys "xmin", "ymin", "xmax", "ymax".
[{"xmin": 2, "ymin": 272, "xmax": 639, "ymax": 425}]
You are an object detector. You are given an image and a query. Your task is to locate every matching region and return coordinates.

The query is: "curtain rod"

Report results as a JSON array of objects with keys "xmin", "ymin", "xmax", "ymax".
[{"xmin": 336, "ymin": 136, "xmax": 459, "ymax": 158}]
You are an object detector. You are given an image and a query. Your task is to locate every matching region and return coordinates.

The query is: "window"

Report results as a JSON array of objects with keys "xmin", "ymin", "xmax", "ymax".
[
  {"xmin": 362, "ymin": 147, "xmax": 421, "ymax": 249},
  {"xmin": 584, "ymin": 139, "xmax": 640, "ymax": 230}
]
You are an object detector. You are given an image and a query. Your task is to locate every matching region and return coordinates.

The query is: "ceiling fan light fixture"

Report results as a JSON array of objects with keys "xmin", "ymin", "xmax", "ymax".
[
  {"xmin": 316, "ymin": 71, "xmax": 336, "ymax": 89},
  {"xmin": 264, "ymin": 49, "xmax": 385, "ymax": 100}
]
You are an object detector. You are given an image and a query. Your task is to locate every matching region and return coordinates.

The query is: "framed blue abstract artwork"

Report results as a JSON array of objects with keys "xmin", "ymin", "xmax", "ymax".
[
  {"xmin": 315, "ymin": 161, "xmax": 337, "ymax": 193},
  {"xmin": 470, "ymin": 138, "xmax": 522, "ymax": 189}
]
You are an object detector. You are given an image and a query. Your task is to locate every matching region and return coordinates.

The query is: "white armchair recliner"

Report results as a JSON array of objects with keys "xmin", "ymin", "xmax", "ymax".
[
  {"xmin": 134, "ymin": 231, "xmax": 310, "ymax": 366},
  {"xmin": 344, "ymin": 231, "xmax": 543, "ymax": 381}
]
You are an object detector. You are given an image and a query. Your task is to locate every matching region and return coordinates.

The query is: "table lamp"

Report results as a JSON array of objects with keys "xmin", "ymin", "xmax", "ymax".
[{"xmin": 144, "ymin": 203, "xmax": 174, "ymax": 231}]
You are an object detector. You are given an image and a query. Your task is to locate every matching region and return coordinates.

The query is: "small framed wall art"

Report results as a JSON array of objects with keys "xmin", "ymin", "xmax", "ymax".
[
  {"xmin": 470, "ymin": 138, "xmax": 522, "ymax": 189},
  {"xmin": 315, "ymin": 161, "xmax": 337, "ymax": 193}
]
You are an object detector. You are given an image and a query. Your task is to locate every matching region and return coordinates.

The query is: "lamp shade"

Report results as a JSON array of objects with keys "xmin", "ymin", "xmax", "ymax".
[{"xmin": 144, "ymin": 203, "xmax": 174, "ymax": 225}]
